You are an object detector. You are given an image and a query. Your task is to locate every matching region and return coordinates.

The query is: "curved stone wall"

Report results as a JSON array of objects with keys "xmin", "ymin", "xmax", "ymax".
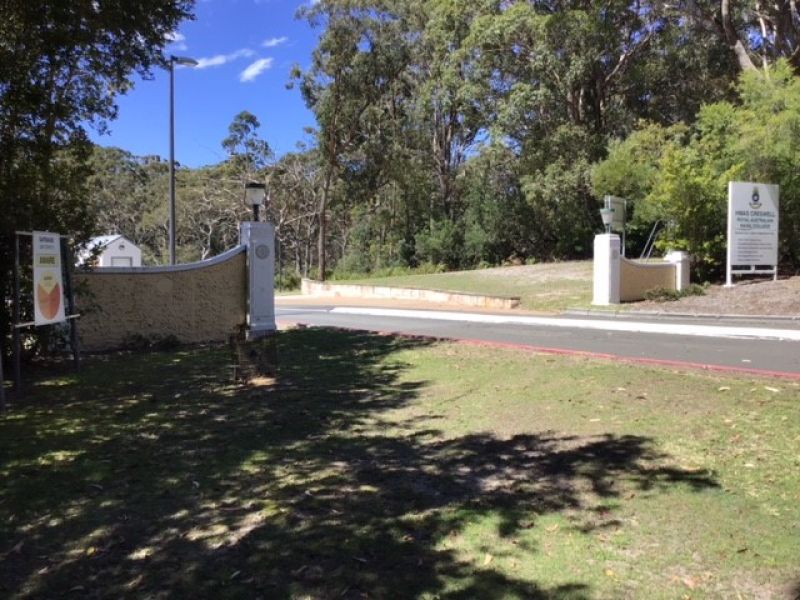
[
  {"xmin": 75, "ymin": 247, "xmax": 247, "ymax": 351},
  {"xmin": 619, "ymin": 257, "xmax": 676, "ymax": 302}
]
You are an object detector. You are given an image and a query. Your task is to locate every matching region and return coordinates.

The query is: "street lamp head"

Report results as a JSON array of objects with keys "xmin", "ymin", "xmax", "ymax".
[
  {"xmin": 171, "ymin": 55, "xmax": 198, "ymax": 67},
  {"xmin": 599, "ymin": 207, "xmax": 614, "ymax": 232},
  {"xmin": 244, "ymin": 182, "xmax": 266, "ymax": 207},
  {"xmin": 245, "ymin": 181, "xmax": 266, "ymax": 221}
]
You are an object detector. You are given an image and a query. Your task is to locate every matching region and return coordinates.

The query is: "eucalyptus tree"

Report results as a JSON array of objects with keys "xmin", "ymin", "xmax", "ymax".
[
  {"xmin": 221, "ymin": 110, "xmax": 274, "ymax": 184},
  {"xmin": 674, "ymin": 0, "xmax": 800, "ymax": 73},
  {"xmin": 0, "ymin": 0, "xmax": 194, "ymax": 239},
  {"xmin": 268, "ymin": 151, "xmax": 324, "ymax": 277},
  {"xmin": 295, "ymin": 1, "xmax": 372, "ymax": 279},
  {"xmin": 87, "ymin": 147, "xmax": 170, "ymax": 263},
  {"xmin": 457, "ymin": 0, "xmax": 737, "ymax": 258}
]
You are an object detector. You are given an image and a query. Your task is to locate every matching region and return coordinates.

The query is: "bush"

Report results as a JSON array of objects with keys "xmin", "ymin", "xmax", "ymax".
[
  {"xmin": 121, "ymin": 333, "xmax": 181, "ymax": 352},
  {"xmin": 276, "ymin": 270, "xmax": 300, "ymax": 291},
  {"xmin": 644, "ymin": 283, "xmax": 706, "ymax": 302},
  {"xmin": 414, "ymin": 220, "xmax": 465, "ymax": 269},
  {"xmin": 330, "ymin": 262, "xmax": 446, "ymax": 281},
  {"xmin": 595, "ymin": 61, "xmax": 800, "ymax": 279}
]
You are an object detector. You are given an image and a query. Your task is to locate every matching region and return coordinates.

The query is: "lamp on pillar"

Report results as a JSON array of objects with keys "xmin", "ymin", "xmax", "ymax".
[
  {"xmin": 245, "ymin": 182, "xmax": 266, "ymax": 221},
  {"xmin": 599, "ymin": 208, "xmax": 614, "ymax": 233}
]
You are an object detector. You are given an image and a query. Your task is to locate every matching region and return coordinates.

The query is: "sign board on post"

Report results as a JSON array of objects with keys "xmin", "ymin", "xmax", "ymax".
[
  {"xmin": 604, "ymin": 196, "xmax": 626, "ymax": 232},
  {"xmin": 726, "ymin": 182, "xmax": 779, "ymax": 286},
  {"xmin": 33, "ymin": 231, "xmax": 66, "ymax": 325}
]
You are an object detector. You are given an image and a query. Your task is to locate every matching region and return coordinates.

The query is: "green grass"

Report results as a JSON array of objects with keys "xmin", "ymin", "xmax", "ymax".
[
  {"xmin": 335, "ymin": 261, "xmax": 593, "ymax": 312},
  {"xmin": 1, "ymin": 330, "xmax": 799, "ymax": 599}
]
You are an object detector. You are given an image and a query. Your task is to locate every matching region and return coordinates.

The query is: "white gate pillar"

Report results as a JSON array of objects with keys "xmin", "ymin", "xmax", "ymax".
[
  {"xmin": 665, "ymin": 250, "xmax": 690, "ymax": 292},
  {"xmin": 593, "ymin": 234, "xmax": 621, "ymax": 305},
  {"xmin": 239, "ymin": 222, "xmax": 276, "ymax": 339}
]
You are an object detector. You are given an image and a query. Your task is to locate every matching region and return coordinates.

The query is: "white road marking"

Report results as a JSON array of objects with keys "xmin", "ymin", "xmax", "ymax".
[{"xmin": 329, "ymin": 307, "xmax": 800, "ymax": 342}]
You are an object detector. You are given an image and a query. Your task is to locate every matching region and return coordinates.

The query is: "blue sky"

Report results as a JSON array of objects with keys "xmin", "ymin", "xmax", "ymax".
[{"xmin": 89, "ymin": 0, "xmax": 321, "ymax": 168}]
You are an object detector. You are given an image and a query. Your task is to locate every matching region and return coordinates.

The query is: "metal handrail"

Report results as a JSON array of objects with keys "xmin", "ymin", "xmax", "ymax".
[{"xmin": 640, "ymin": 221, "xmax": 663, "ymax": 261}]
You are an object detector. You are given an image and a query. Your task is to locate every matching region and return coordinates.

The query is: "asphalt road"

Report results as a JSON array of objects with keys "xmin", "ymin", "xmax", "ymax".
[{"xmin": 276, "ymin": 304, "xmax": 800, "ymax": 377}]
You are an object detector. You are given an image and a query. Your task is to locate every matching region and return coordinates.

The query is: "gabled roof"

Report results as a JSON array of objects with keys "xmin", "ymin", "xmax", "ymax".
[
  {"xmin": 85, "ymin": 234, "xmax": 139, "ymax": 251},
  {"xmin": 86, "ymin": 235, "xmax": 123, "ymax": 250}
]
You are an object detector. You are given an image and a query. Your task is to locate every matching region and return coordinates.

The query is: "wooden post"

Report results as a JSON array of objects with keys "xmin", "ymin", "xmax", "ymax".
[
  {"xmin": 12, "ymin": 233, "xmax": 22, "ymax": 392},
  {"xmin": 61, "ymin": 237, "xmax": 80, "ymax": 371},
  {"xmin": 0, "ymin": 335, "xmax": 6, "ymax": 412}
]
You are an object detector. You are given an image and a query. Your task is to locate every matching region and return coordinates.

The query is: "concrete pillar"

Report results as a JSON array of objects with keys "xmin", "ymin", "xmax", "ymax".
[
  {"xmin": 593, "ymin": 234, "xmax": 621, "ymax": 305},
  {"xmin": 239, "ymin": 222, "xmax": 276, "ymax": 339},
  {"xmin": 665, "ymin": 250, "xmax": 691, "ymax": 291}
]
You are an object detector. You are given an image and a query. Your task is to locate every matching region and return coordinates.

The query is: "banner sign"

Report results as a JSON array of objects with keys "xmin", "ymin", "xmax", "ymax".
[
  {"xmin": 727, "ymin": 182, "xmax": 779, "ymax": 267},
  {"xmin": 33, "ymin": 231, "xmax": 66, "ymax": 325}
]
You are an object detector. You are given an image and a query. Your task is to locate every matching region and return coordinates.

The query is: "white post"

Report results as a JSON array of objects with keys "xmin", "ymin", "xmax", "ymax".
[
  {"xmin": 593, "ymin": 233, "xmax": 621, "ymax": 305},
  {"xmin": 665, "ymin": 250, "xmax": 690, "ymax": 291},
  {"xmin": 725, "ymin": 181, "xmax": 734, "ymax": 287},
  {"xmin": 239, "ymin": 222, "xmax": 276, "ymax": 339}
]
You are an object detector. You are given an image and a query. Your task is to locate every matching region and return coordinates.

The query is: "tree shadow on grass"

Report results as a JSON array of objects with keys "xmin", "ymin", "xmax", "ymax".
[
  {"xmin": 0, "ymin": 328, "xmax": 718, "ymax": 599},
  {"xmin": 789, "ymin": 580, "xmax": 800, "ymax": 600}
]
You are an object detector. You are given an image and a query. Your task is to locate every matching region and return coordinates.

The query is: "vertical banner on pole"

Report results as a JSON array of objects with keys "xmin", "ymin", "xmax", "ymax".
[{"xmin": 33, "ymin": 231, "xmax": 66, "ymax": 326}]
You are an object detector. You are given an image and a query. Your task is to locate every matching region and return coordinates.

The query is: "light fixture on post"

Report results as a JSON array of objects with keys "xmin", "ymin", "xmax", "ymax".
[
  {"xmin": 245, "ymin": 181, "xmax": 266, "ymax": 221},
  {"xmin": 168, "ymin": 54, "xmax": 198, "ymax": 265},
  {"xmin": 600, "ymin": 207, "xmax": 614, "ymax": 233}
]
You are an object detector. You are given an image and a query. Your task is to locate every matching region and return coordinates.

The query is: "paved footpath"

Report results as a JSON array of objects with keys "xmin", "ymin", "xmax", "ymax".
[{"xmin": 276, "ymin": 296, "xmax": 800, "ymax": 378}]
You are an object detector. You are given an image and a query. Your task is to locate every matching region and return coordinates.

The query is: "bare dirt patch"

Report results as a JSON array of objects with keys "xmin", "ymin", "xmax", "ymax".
[
  {"xmin": 467, "ymin": 261, "xmax": 593, "ymax": 284},
  {"xmin": 629, "ymin": 276, "xmax": 800, "ymax": 317}
]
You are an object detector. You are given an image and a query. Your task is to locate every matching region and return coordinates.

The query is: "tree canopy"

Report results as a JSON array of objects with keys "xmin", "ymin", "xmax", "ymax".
[
  {"xmin": 6, "ymin": 0, "xmax": 800, "ymax": 310},
  {"xmin": 0, "ymin": 0, "xmax": 194, "ymax": 340}
]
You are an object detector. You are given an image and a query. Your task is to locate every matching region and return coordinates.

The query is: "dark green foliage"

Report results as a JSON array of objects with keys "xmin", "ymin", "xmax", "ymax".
[
  {"xmin": 121, "ymin": 333, "xmax": 182, "ymax": 353},
  {"xmin": 595, "ymin": 61, "xmax": 800, "ymax": 278},
  {"xmin": 288, "ymin": 0, "xmax": 740, "ymax": 278},
  {"xmin": 12, "ymin": 0, "xmax": 797, "ymax": 297},
  {"xmin": 462, "ymin": 144, "xmax": 536, "ymax": 266},
  {"xmin": 414, "ymin": 218, "xmax": 464, "ymax": 270},
  {"xmin": 643, "ymin": 283, "xmax": 707, "ymax": 302}
]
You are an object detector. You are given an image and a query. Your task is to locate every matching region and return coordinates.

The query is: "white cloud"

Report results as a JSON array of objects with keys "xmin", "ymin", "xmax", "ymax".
[
  {"xmin": 262, "ymin": 36, "xmax": 288, "ymax": 48},
  {"xmin": 166, "ymin": 31, "xmax": 188, "ymax": 51},
  {"xmin": 240, "ymin": 58, "xmax": 274, "ymax": 82},
  {"xmin": 195, "ymin": 49, "xmax": 255, "ymax": 69}
]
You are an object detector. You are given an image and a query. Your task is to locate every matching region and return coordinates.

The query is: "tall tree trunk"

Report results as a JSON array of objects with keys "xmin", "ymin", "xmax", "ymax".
[
  {"xmin": 317, "ymin": 165, "xmax": 334, "ymax": 281},
  {"xmin": 721, "ymin": 0, "xmax": 759, "ymax": 71}
]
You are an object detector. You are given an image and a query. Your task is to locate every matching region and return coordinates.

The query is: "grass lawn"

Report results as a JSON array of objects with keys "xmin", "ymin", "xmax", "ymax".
[
  {"xmin": 336, "ymin": 262, "xmax": 593, "ymax": 312},
  {"xmin": 1, "ymin": 329, "xmax": 799, "ymax": 599}
]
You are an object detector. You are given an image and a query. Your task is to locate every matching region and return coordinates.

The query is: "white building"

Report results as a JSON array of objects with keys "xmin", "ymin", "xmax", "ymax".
[{"xmin": 79, "ymin": 235, "xmax": 143, "ymax": 268}]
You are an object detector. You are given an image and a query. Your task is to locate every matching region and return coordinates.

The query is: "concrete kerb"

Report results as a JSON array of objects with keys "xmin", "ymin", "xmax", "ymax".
[{"xmin": 565, "ymin": 307, "xmax": 800, "ymax": 326}]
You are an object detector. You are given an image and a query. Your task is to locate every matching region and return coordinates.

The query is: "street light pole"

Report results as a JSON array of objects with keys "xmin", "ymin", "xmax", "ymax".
[{"xmin": 168, "ymin": 55, "xmax": 197, "ymax": 265}]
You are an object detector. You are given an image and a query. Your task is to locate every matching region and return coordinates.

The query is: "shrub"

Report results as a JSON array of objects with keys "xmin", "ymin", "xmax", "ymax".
[
  {"xmin": 121, "ymin": 333, "xmax": 181, "ymax": 352},
  {"xmin": 644, "ymin": 283, "xmax": 706, "ymax": 302}
]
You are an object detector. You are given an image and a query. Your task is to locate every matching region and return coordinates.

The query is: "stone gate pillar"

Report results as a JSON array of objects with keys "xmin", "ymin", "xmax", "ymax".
[
  {"xmin": 593, "ymin": 233, "xmax": 621, "ymax": 305},
  {"xmin": 665, "ymin": 250, "xmax": 690, "ymax": 292},
  {"xmin": 239, "ymin": 222, "xmax": 276, "ymax": 339}
]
